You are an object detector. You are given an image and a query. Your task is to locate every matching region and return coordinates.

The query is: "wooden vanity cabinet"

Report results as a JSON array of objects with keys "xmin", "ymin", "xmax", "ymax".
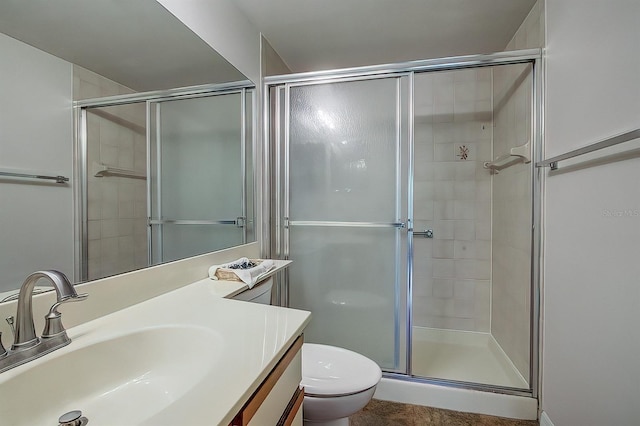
[{"xmin": 231, "ymin": 335, "xmax": 304, "ymax": 426}]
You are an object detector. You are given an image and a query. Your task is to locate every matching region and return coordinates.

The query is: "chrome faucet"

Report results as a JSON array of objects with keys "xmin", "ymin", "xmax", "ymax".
[{"xmin": 0, "ymin": 270, "xmax": 87, "ymax": 373}]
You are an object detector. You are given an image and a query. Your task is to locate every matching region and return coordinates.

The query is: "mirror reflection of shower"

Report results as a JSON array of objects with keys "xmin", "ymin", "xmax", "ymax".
[{"xmin": 79, "ymin": 72, "xmax": 255, "ymax": 281}]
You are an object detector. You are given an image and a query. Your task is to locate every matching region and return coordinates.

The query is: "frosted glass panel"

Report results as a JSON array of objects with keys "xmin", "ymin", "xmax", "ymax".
[
  {"xmin": 159, "ymin": 94, "xmax": 242, "ymax": 219},
  {"xmin": 289, "ymin": 226, "xmax": 399, "ymax": 369},
  {"xmin": 285, "ymin": 77, "xmax": 408, "ymax": 372},
  {"xmin": 149, "ymin": 92, "xmax": 245, "ymax": 264},
  {"xmin": 152, "ymin": 224, "xmax": 243, "ymax": 263},
  {"xmin": 289, "ymin": 79, "xmax": 399, "ymax": 222}
]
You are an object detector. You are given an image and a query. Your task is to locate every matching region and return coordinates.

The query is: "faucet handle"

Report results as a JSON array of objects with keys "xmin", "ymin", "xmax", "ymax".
[
  {"xmin": 41, "ymin": 293, "xmax": 88, "ymax": 339},
  {"xmin": 0, "ymin": 332, "xmax": 7, "ymax": 358},
  {"xmin": 60, "ymin": 293, "xmax": 89, "ymax": 304}
]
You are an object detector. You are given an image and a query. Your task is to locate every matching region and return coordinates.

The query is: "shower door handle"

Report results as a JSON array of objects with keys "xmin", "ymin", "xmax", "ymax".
[
  {"xmin": 413, "ymin": 229, "xmax": 433, "ymax": 238},
  {"xmin": 287, "ymin": 221, "xmax": 407, "ymax": 228},
  {"xmin": 148, "ymin": 219, "xmax": 240, "ymax": 225}
]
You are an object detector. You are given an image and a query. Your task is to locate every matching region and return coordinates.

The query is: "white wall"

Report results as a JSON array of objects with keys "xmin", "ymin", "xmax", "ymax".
[
  {"xmin": 0, "ymin": 33, "xmax": 74, "ymax": 292},
  {"xmin": 155, "ymin": 0, "xmax": 261, "ymax": 84},
  {"xmin": 542, "ymin": 1, "xmax": 640, "ymax": 425},
  {"xmin": 262, "ymin": 36, "xmax": 292, "ymax": 76}
]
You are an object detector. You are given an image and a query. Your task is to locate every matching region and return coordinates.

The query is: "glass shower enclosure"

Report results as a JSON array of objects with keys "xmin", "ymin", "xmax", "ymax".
[
  {"xmin": 268, "ymin": 49, "xmax": 541, "ymax": 396},
  {"xmin": 273, "ymin": 76, "xmax": 411, "ymax": 372},
  {"xmin": 148, "ymin": 90, "xmax": 254, "ymax": 264},
  {"xmin": 76, "ymin": 83, "xmax": 255, "ymax": 280}
]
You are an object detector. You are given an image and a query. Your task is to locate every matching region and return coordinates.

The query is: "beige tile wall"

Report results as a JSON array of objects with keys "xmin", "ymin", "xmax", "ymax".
[
  {"xmin": 413, "ymin": 68, "xmax": 494, "ymax": 332},
  {"xmin": 491, "ymin": 0, "xmax": 544, "ymax": 380},
  {"xmin": 74, "ymin": 66, "xmax": 148, "ymax": 280}
]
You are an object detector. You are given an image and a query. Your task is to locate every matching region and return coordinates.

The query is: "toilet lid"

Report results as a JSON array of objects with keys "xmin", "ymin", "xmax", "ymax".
[{"xmin": 301, "ymin": 343, "xmax": 382, "ymax": 396}]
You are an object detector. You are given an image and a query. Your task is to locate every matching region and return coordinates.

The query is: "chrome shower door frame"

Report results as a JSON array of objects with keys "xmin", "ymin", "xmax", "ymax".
[
  {"xmin": 274, "ymin": 73, "xmax": 412, "ymax": 374},
  {"xmin": 146, "ymin": 88, "xmax": 251, "ymax": 265},
  {"xmin": 265, "ymin": 48, "xmax": 543, "ymax": 398},
  {"xmin": 74, "ymin": 81, "xmax": 256, "ymax": 278}
]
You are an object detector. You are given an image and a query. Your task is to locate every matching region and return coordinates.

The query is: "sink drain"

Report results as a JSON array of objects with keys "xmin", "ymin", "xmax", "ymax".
[{"xmin": 58, "ymin": 410, "xmax": 88, "ymax": 426}]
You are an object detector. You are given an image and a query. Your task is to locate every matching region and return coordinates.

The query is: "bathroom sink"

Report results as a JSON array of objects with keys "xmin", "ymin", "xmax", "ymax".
[{"xmin": 0, "ymin": 325, "xmax": 221, "ymax": 425}]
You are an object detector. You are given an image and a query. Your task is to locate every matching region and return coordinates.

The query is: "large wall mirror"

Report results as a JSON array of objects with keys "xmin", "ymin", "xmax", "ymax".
[{"xmin": 0, "ymin": 0, "xmax": 256, "ymax": 298}]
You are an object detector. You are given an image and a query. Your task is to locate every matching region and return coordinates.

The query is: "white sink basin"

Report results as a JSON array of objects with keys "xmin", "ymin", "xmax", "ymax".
[{"xmin": 0, "ymin": 325, "xmax": 221, "ymax": 425}]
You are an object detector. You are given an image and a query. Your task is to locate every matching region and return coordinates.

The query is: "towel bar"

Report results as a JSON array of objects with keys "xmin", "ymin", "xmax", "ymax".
[
  {"xmin": 537, "ymin": 128, "xmax": 640, "ymax": 170},
  {"xmin": 483, "ymin": 140, "xmax": 531, "ymax": 174},
  {"xmin": 0, "ymin": 169, "xmax": 69, "ymax": 184}
]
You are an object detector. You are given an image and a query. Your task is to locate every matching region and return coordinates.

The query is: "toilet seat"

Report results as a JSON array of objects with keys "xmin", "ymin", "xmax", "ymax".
[{"xmin": 301, "ymin": 343, "xmax": 382, "ymax": 397}]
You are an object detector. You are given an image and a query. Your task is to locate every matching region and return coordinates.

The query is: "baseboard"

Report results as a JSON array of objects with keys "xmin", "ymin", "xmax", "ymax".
[{"xmin": 540, "ymin": 411, "xmax": 554, "ymax": 426}]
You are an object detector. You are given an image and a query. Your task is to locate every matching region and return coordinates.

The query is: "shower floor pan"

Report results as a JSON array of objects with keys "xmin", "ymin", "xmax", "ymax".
[{"xmin": 411, "ymin": 327, "xmax": 528, "ymax": 389}]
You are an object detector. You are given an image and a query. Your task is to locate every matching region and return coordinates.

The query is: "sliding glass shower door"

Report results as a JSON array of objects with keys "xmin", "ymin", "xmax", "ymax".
[
  {"xmin": 276, "ymin": 76, "xmax": 410, "ymax": 372},
  {"xmin": 148, "ymin": 90, "xmax": 253, "ymax": 264}
]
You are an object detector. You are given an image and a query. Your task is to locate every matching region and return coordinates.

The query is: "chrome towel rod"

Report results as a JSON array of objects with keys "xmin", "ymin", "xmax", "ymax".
[
  {"xmin": 0, "ymin": 170, "xmax": 69, "ymax": 184},
  {"xmin": 537, "ymin": 128, "xmax": 640, "ymax": 170}
]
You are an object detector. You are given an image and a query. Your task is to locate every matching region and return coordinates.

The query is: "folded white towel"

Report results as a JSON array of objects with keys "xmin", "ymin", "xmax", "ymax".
[{"xmin": 208, "ymin": 257, "xmax": 275, "ymax": 289}]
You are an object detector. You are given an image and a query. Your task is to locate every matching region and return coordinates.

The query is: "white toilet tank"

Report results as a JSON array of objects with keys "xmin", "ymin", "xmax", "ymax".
[{"xmin": 231, "ymin": 278, "xmax": 273, "ymax": 305}]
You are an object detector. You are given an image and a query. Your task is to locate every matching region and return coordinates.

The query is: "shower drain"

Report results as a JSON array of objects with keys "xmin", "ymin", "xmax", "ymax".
[{"xmin": 58, "ymin": 410, "xmax": 89, "ymax": 426}]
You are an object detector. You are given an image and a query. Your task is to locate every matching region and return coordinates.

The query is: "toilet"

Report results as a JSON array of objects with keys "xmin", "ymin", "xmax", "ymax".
[
  {"xmin": 301, "ymin": 343, "xmax": 382, "ymax": 425},
  {"xmin": 231, "ymin": 279, "xmax": 382, "ymax": 425}
]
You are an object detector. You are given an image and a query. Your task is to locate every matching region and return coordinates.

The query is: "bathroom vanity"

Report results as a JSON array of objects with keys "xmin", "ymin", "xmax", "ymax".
[
  {"xmin": 0, "ymin": 261, "xmax": 310, "ymax": 425},
  {"xmin": 230, "ymin": 335, "xmax": 303, "ymax": 425}
]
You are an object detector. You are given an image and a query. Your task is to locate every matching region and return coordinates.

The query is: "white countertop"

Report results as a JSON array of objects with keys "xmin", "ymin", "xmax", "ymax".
[{"xmin": 0, "ymin": 274, "xmax": 310, "ymax": 425}]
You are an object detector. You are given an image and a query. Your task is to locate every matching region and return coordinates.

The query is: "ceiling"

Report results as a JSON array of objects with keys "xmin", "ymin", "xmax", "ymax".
[
  {"xmin": 0, "ymin": 0, "xmax": 538, "ymax": 88},
  {"xmin": 0, "ymin": 0, "xmax": 246, "ymax": 91},
  {"xmin": 234, "ymin": 0, "xmax": 538, "ymax": 72}
]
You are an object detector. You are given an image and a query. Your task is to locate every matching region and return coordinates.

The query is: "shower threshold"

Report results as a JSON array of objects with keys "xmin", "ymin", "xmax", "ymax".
[{"xmin": 411, "ymin": 327, "xmax": 528, "ymax": 389}]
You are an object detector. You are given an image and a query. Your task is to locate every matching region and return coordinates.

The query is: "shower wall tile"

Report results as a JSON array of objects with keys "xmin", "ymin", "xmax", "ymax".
[
  {"xmin": 87, "ymin": 240, "xmax": 101, "ymax": 261},
  {"xmin": 88, "ymin": 220, "xmax": 101, "ymax": 241},
  {"xmin": 455, "ymin": 161, "xmax": 476, "ymax": 180},
  {"xmin": 434, "ymin": 143, "xmax": 453, "ymax": 162},
  {"xmin": 434, "ymin": 181, "xmax": 454, "ymax": 200},
  {"xmin": 433, "ymin": 163, "xmax": 456, "ymax": 181},
  {"xmin": 412, "ymin": 69, "xmax": 493, "ymax": 332},
  {"xmin": 432, "ymin": 259, "xmax": 455, "ymax": 278},
  {"xmin": 433, "ymin": 220, "xmax": 454, "ymax": 240},
  {"xmin": 431, "ymin": 239, "xmax": 454, "ymax": 258},
  {"xmin": 434, "ymin": 201, "xmax": 454, "ymax": 220},
  {"xmin": 454, "ymin": 220, "xmax": 475, "ymax": 240},
  {"xmin": 432, "ymin": 279, "xmax": 454, "ymax": 299},
  {"xmin": 101, "ymin": 220, "xmax": 119, "ymax": 239},
  {"xmin": 454, "ymin": 102, "xmax": 475, "ymax": 121},
  {"xmin": 453, "ymin": 279, "xmax": 476, "ymax": 299},
  {"xmin": 433, "ymin": 103, "xmax": 454, "ymax": 123},
  {"xmin": 119, "ymin": 200, "xmax": 134, "ymax": 219},
  {"xmin": 475, "ymin": 221, "xmax": 491, "ymax": 241},
  {"xmin": 454, "ymin": 81, "xmax": 477, "ymax": 103},
  {"xmin": 453, "ymin": 298, "xmax": 475, "ymax": 318}
]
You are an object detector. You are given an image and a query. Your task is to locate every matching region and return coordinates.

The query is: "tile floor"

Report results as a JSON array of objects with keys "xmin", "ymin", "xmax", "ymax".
[{"xmin": 350, "ymin": 399, "xmax": 539, "ymax": 426}]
